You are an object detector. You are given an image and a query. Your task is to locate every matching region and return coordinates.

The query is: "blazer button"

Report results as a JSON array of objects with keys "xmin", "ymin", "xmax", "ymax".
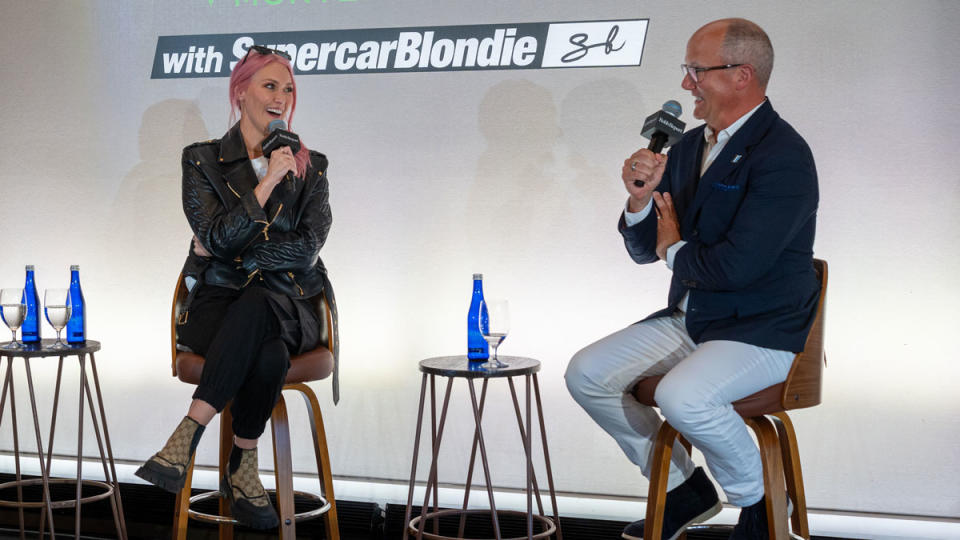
[{"xmin": 692, "ymin": 229, "xmax": 699, "ymax": 237}]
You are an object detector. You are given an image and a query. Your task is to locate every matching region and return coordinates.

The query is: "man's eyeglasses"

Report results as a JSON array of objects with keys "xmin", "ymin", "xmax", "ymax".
[
  {"xmin": 240, "ymin": 45, "xmax": 292, "ymax": 66},
  {"xmin": 681, "ymin": 63, "xmax": 744, "ymax": 83}
]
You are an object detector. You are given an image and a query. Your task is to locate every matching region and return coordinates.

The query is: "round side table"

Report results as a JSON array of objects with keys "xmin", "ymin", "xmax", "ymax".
[
  {"xmin": 403, "ymin": 356, "xmax": 562, "ymax": 540},
  {"xmin": 0, "ymin": 339, "xmax": 127, "ymax": 539}
]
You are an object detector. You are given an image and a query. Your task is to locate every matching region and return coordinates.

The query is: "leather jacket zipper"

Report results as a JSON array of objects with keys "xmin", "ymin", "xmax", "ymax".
[
  {"xmin": 287, "ymin": 272, "xmax": 304, "ymax": 296},
  {"xmin": 261, "ymin": 203, "xmax": 283, "ymax": 241},
  {"xmin": 243, "ymin": 268, "xmax": 261, "ymax": 287},
  {"xmin": 226, "ymin": 181, "xmax": 242, "ymax": 199}
]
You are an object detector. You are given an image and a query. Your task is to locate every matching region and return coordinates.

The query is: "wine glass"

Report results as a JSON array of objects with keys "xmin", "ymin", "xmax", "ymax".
[
  {"xmin": 479, "ymin": 299, "xmax": 509, "ymax": 369},
  {"xmin": 44, "ymin": 289, "xmax": 72, "ymax": 350},
  {"xmin": 0, "ymin": 288, "xmax": 26, "ymax": 350}
]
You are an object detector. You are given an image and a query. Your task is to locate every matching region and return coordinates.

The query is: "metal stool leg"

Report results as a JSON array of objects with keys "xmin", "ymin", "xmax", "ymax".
[
  {"xmin": 415, "ymin": 377, "xmax": 453, "ymax": 540},
  {"xmin": 404, "ymin": 374, "xmax": 428, "ymax": 540},
  {"xmin": 38, "ymin": 358, "xmax": 64, "ymax": 539},
  {"xmin": 88, "ymin": 353, "xmax": 128, "ymax": 539},
  {"xmin": 457, "ymin": 379, "xmax": 489, "ymax": 538},
  {"xmin": 81, "ymin": 361, "xmax": 123, "ymax": 538},
  {"xmin": 25, "ymin": 357, "xmax": 57, "ymax": 540},
  {"xmin": 467, "ymin": 379, "xmax": 501, "ymax": 540},
  {"xmin": 533, "ymin": 374, "xmax": 562, "ymax": 539},
  {"xmin": 507, "ymin": 378, "xmax": 544, "ymax": 517}
]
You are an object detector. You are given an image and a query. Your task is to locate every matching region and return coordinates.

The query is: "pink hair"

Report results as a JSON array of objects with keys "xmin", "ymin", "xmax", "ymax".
[{"xmin": 228, "ymin": 49, "xmax": 310, "ymax": 178}]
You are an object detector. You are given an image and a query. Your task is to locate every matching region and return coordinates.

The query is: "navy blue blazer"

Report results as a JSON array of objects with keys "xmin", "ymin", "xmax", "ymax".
[{"xmin": 619, "ymin": 100, "xmax": 820, "ymax": 353}]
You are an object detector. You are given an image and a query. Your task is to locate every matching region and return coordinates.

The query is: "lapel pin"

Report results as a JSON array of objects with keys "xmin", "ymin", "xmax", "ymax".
[{"xmin": 731, "ymin": 154, "xmax": 742, "ymax": 163}]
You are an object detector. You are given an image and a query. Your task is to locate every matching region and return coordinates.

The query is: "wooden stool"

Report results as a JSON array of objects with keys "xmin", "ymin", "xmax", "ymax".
[
  {"xmin": 633, "ymin": 258, "xmax": 828, "ymax": 540},
  {"xmin": 169, "ymin": 273, "xmax": 340, "ymax": 540}
]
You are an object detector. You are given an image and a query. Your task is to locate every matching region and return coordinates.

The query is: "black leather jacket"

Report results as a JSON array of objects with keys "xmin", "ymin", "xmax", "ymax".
[{"xmin": 180, "ymin": 123, "xmax": 331, "ymax": 298}]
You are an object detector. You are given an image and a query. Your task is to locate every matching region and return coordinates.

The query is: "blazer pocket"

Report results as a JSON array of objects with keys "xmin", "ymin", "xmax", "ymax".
[{"xmin": 710, "ymin": 182, "xmax": 741, "ymax": 192}]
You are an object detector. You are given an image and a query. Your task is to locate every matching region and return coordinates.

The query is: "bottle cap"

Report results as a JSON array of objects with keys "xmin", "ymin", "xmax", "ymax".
[
  {"xmin": 71, "ymin": 265, "xmax": 80, "ymax": 271},
  {"xmin": 473, "ymin": 273, "xmax": 483, "ymax": 280},
  {"xmin": 25, "ymin": 265, "xmax": 35, "ymax": 271}
]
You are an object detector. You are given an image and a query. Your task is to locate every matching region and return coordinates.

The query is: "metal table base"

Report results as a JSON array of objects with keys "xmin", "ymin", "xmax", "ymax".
[
  {"xmin": 0, "ymin": 340, "xmax": 127, "ymax": 540},
  {"xmin": 404, "ymin": 356, "xmax": 562, "ymax": 540}
]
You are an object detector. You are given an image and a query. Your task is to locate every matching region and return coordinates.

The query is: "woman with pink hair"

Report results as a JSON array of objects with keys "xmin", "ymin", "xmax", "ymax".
[{"xmin": 135, "ymin": 46, "xmax": 332, "ymax": 530}]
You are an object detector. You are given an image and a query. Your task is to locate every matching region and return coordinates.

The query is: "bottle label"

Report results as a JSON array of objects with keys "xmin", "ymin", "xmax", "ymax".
[{"xmin": 467, "ymin": 348, "xmax": 488, "ymax": 361}]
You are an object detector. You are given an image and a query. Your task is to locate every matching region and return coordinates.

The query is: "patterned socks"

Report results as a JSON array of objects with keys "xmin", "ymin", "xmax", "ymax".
[
  {"xmin": 134, "ymin": 416, "xmax": 205, "ymax": 493},
  {"xmin": 221, "ymin": 445, "xmax": 279, "ymax": 529}
]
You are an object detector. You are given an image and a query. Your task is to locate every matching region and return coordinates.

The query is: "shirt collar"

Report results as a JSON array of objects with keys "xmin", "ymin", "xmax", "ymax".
[{"xmin": 703, "ymin": 98, "xmax": 767, "ymax": 146}]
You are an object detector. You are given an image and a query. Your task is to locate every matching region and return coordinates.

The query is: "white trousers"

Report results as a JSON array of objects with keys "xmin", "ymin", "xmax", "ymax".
[{"xmin": 564, "ymin": 311, "xmax": 794, "ymax": 506}]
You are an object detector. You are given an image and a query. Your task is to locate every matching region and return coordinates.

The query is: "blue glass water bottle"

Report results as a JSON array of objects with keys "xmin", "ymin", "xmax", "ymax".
[
  {"xmin": 467, "ymin": 273, "xmax": 489, "ymax": 361},
  {"xmin": 67, "ymin": 265, "xmax": 86, "ymax": 344},
  {"xmin": 21, "ymin": 265, "xmax": 41, "ymax": 344}
]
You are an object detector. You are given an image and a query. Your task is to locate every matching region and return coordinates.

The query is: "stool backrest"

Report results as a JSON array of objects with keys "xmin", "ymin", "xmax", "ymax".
[
  {"xmin": 780, "ymin": 258, "xmax": 828, "ymax": 411},
  {"xmin": 169, "ymin": 274, "xmax": 334, "ymax": 377}
]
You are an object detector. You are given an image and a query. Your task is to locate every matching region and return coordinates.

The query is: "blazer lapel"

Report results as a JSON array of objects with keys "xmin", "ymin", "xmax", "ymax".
[
  {"xmin": 685, "ymin": 100, "xmax": 778, "ymax": 223},
  {"xmin": 678, "ymin": 134, "xmax": 706, "ymax": 234}
]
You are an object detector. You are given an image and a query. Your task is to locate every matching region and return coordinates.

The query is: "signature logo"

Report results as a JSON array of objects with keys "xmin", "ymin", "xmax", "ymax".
[{"xmin": 561, "ymin": 25, "xmax": 624, "ymax": 63}]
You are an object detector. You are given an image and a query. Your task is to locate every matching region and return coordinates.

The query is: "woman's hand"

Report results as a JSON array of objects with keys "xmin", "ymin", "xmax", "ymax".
[
  {"xmin": 255, "ymin": 146, "xmax": 296, "ymax": 206},
  {"xmin": 264, "ymin": 146, "xmax": 296, "ymax": 185},
  {"xmin": 192, "ymin": 235, "xmax": 211, "ymax": 258}
]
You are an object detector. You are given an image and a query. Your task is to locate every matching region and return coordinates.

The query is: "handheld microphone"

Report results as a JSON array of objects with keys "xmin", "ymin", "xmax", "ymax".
[
  {"xmin": 261, "ymin": 119, "xmax": 301, "ymax": 157},
  {"xmin": 634, "ymin": 100, "xmax": 685, "ymax": 187},
  {"xmin": 261, "ymin": 119, "xmax": 301, "ymax": 191}
]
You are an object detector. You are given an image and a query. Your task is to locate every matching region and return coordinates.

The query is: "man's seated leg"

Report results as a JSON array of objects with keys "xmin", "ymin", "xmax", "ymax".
[
  {"xmin": 654, "ymin": 340, "xmax": 794, "ymax": 539},
  {"xmin": 564, "ymin": 313, "xmax": 720, "ymax": 539}
]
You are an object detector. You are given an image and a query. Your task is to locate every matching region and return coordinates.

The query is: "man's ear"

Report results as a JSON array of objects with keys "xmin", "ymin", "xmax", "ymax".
[{"xmin": 735, "ymin": 64, "xmax": 755, "ymax": 90}]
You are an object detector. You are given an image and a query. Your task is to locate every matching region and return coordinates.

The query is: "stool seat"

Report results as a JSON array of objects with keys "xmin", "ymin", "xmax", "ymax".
[
  {"xmin": 634, "ymin": 376, "xmax": 784, "ymax": 419},
  {"xmin": 176, "ymin": 347, "xmax": 334, "ymax": 386}
]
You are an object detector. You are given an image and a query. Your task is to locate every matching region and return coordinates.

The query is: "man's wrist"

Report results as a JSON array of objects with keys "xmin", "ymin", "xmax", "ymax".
[{"xmin": 627, "ymin": 194, "xmax": 652, "ymax": 213}]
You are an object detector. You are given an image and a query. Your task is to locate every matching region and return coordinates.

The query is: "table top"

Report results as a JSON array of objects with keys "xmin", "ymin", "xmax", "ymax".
[
  {"xmin": 0, "ymin": 339, "xmax": 100, "ymax": 358},
  {"xmin": 419, "ymin": 355, "xmax": 540, "ymax": 378}
]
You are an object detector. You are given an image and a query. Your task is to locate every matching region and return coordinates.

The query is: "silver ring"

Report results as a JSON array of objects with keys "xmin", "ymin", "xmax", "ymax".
[{"xmin": 630, "ymin": 161, "xmax": 638, "ymax": 171}]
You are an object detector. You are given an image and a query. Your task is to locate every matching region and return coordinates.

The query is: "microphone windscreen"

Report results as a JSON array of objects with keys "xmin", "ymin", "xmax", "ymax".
[
  {"xmin": 268, "ymin": 119, "xmax": 287, "ymax": 132},
  {"xmin": 662, "ymin": 100, "xmax": 682, "ymax": 119}
]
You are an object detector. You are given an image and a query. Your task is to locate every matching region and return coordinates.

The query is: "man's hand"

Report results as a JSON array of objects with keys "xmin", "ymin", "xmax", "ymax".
[
  {"xmin": 653, "ymin": 192, "xmax": 681, "ymax": 260},
  {"xmin": 622, "ymin": 149, "xmax": 667, "ymax": 212}
]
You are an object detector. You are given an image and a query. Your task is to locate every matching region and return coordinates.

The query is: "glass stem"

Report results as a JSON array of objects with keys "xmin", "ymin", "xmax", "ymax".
[{"xmin": 491, "ymin": 343, "xmax": 499, "ymax": 362}]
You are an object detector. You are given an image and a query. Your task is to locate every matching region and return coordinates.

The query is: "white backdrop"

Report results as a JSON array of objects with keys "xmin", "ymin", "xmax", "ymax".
[{"xmin": 0, "ymin": 0, "xmax": 958, "ymax": 522}]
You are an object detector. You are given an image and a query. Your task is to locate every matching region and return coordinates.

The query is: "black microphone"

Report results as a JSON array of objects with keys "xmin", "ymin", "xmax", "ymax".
[
  {"xmin": 261, "ymin": 119, "xmax": 301, "ymax": 191},
  {"xmin": 261, "ymin": 119, "xmax": 301, "ymax": 157},
  {"xmin": 634, "ymin": 100, "xmax": 685, "ymax": 187}
]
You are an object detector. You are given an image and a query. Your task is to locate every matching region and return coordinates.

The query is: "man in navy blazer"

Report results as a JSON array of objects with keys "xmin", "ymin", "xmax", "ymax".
[{"xmin": 566, "ymin": 18, "xmax": 819, "ymax": 540}]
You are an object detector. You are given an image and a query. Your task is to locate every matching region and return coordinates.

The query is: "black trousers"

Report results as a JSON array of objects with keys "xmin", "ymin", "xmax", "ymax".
[{"xmin": 178, "ymin": 284, "xmax": 305, "ymax": 439}]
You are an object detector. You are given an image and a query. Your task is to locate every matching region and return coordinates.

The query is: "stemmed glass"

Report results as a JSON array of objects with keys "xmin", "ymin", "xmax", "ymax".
[
  {"xmin": 479, "ymin": 299, "xmax": 510, "ymax": 369},
  {"xmin": 0, "ymin": 288, "xmax": 26, "ymax": 350},
  {"xmin": 44, "ymin": 289, "xmax": 72, "ymax": 350}
]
